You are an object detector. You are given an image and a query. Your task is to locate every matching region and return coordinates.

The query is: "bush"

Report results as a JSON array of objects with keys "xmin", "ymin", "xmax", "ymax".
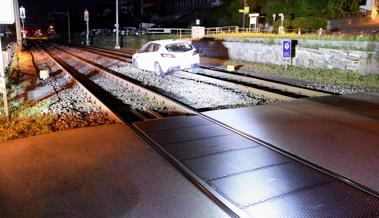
[
  {"xmin": 273, "ymin": 17, "xmax": 327, "ymax": 32},
  {"xmin": 289, "ymin": 17, "xmax": 327, "ymax": 31}
]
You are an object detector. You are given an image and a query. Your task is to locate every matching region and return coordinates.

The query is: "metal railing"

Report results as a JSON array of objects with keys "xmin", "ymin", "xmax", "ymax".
[
  {"xmin": 145, "ymin": 28, "xmax": 192, "ymax": 38},
  {"xmin": 204, "ymin": 26, "xmax": 240, "ymax": 34}
]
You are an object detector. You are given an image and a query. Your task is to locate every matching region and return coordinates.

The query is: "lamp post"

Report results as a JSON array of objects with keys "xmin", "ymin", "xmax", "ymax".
[
  {"xmin": 115, "ymin": 0, "xmax": 120, "ymax": 49},
  {"xmin": 13, "ymin": 0, "xmax": 22, "ymax": 48},
  {"xmin": 84, "ymin": 9, "xmax": 89, "ymax": 46},
  {"xmin": 49, "ymin": 11, "xmax": 71, "ymax": 43},
  {"xmin": 278, "ymin": 13, "xmax": 285, "ymax": 34}
]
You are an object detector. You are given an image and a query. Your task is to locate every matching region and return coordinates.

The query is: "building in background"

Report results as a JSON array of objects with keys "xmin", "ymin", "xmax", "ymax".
[
  {"xmin": 116, "ymin": 0, "xmax": 224, "ymax": 26},
  {"xmin": 165, "ymin": 0, "xmax": 223, "ymax": 14}
]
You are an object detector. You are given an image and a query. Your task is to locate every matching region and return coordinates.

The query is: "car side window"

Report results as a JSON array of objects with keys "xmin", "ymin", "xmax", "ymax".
[
  {"xmin": 141, "ymin": 43, "xmax": 152, "ymax": 53},
  {"xmin": 152, "ymin": 43, "xmax": 161, "ymax": 52}
]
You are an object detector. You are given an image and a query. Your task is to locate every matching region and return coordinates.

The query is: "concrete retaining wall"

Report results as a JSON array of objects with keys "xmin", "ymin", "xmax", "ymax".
[{"xmin": 221, "ymin": 41, "xmax": 379, "ymax": 75}]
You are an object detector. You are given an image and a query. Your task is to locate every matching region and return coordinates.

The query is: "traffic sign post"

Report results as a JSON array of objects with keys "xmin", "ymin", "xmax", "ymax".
[
  {"xmin": 20, "ymin": 6, "xmax": 26, "ymax": 38},
  {"xmin": 282, "ymin": 39, "xmax": 292, "ymax": 71},
  {"xmin": 238, "ymin": 2, "xmax": 250, "ymax": 29},
  {"xmin": 19, "ymin": 6, "xmax": 25, "ymax": 19}
]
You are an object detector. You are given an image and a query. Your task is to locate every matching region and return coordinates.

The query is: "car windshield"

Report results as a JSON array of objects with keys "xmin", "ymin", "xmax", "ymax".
[{"xmin": 165, "ymin": 42, "xmax": 193, "ymax": 52}]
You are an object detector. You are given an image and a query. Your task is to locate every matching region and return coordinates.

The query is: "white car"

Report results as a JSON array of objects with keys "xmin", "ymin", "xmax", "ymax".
[{"xmin": 132, "ymin": 39, "xmax": 200, "ymax": 76}]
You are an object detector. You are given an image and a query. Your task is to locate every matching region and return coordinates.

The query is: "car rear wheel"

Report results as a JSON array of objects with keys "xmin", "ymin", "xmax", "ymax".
[
  {"xmin": 154, "ymin": 62, "xmax": 164, "ymax": 77},
  {"xmin": 132, "ymin": 58, "xmax": 139, "ymax": 68}
]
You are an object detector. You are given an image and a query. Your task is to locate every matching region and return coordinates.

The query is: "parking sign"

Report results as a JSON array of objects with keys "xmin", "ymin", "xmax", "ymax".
[{"xmin": 282, "ymin": 39, "xmax": 291, "ymax": 60}]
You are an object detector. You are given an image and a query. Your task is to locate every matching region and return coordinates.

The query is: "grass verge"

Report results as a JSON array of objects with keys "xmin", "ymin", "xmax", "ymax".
[
  {"xmin": 226, "ymin": 59, "xmax": 379, "ymax": 90},
  {"xmin": 0, "ymin": 100, "xmax": 57, "ymax": 142},
  {"xmin": 206, "ymin": 32, "xmax": 379, "ymax": 42}
]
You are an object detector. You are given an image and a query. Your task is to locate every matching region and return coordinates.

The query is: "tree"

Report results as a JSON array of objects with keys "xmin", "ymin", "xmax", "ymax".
[{"xmin": 327, "ymin": 0, "xmax": 360, "ymax": 19}]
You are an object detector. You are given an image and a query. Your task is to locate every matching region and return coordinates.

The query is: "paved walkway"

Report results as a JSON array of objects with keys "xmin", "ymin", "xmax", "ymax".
[
  {"xmin": 339, "ymin": 16, "xmax": 379, "ymax": 34},
  {"xmin": 0, "ymin": 124, "xmax": 229, "ymax": 218}
]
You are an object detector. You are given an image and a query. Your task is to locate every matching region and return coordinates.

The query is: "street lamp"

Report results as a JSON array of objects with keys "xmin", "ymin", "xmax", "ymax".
[
  {"xmin": 49, "ymin": 10, "xmax": 71, "ymax": 43},
  {"xmin": 115, "ymin": 0, "xmax": 120, "ymax": 49},
  {"xmin": 84, "ymin": 9, "xmax": 89, "ymax": 46}
]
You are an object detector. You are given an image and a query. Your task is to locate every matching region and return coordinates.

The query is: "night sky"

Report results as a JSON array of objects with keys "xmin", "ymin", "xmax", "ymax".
[
  {"xmin": 19, "ymin": 0, "xmax": 108, "ymax": 18},
  {"xmin": 18, "ymin": 0, "xmax": 129, "ymax": 32}
]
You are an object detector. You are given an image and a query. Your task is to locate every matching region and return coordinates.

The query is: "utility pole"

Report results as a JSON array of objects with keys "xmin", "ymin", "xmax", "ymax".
[
  {"xmin": 243, "ymin": 0, "xmax": 247, "ymax": 28},
  {"xmin": 115, "ymin": 0, "xmax": 120, "ymax": 49},
  {"xmin": 13, "ymin": 0, "xmax": 22, "ymax": 49},
  {"xmin": 84, "ymin": 9, "xmax": 89, "ymax": 46},
  {"xmin": 141, "ymin": 0, "xmax": 144, "ymax": 16},
  {"xmin": 67, "ymin": 10, "xmax": 71, "ymax": 43}
]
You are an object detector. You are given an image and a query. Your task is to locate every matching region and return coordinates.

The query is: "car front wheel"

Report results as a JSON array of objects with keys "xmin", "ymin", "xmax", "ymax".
[{"xmin": 154, "ymin": 62, "xmax": 164, "ymax": 77}]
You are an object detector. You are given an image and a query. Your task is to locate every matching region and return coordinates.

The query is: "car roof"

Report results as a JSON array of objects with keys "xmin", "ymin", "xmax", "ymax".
[{"xmin": 148, "ymin": 39, "xmax": 192, "ymax": 46}]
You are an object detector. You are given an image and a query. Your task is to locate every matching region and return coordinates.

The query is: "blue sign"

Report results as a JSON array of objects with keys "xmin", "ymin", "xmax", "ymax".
[{"xmin": 282, "ymin": 39, "xmax": 291, "ymax": 59}]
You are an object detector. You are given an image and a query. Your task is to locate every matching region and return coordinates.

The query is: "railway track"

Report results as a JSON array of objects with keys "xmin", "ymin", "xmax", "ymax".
[
  {"xmin": 75, "ymin": 45, "xmax": 333, "ymax": 101},
  {"xmin": 34, "ymin": 44, "xmax": 122, "ymax": 124},
  {"xmin": 49, "ymin": 43, "xmax": 272, "ymax": 110},
  {"xmin": 39, "ymin": 43, "xmax": 195, "ymax": 123}
]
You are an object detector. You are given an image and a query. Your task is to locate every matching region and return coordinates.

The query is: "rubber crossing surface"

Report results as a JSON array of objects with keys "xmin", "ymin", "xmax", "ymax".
[{"xmin": 134, "ymin": 115, "xmax": 379, "ymax": 218}]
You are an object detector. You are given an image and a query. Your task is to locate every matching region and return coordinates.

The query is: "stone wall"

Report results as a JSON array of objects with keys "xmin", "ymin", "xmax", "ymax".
[{"xmin": 221, "ymin": 41, "xmax": 379, "ymax": 75}]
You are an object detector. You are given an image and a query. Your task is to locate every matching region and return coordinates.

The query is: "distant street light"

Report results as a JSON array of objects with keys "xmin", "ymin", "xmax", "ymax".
[
  {"xmin": 49, "ymin": 10, "xmax": 71, "ymax": 43},
  {"xmin": 115, "ymin": 0, "xmax": 120, "ymax": 49}
]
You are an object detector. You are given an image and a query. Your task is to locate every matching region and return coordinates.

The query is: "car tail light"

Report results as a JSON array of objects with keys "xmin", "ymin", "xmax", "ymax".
[
  {"xmin": 160, "ymin": 53, "xmax": 176, "ymax": 58},
  {"xmin": 192, "ymin": 50, "xmax": 199, "ymax": 56}
]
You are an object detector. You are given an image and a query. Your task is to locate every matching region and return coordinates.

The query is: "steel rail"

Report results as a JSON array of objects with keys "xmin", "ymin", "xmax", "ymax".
[
  {"xmin": 35, "ymin": 43, "xmax": 123, "ymax": 124},
  {"xmin": 78, "ymin": 46, "xmax": 331, "ymax": 100},
  {"xmin": 71, "ymin": 46, "xmax": 295, "ymax": 100},
  {"xmin": 43, "ymin": 44, "xmax": 195, "ymax": 118},
  {"xmin": 194, "ymin": 68, "xmax": 332, "ymax": 98}
]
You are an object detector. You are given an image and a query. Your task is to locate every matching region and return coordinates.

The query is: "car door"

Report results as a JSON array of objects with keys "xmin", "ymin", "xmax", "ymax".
[
  {"xmin": 149, "ymin": 43, "xmax": 162, "ymax": 71},
  {"xmin": 134, "ymin": 43, "xmax": 151, "ymax": 71},
  {"xmin": 143, "ymin": 43, "xmax": 162, "ymax": 71}
]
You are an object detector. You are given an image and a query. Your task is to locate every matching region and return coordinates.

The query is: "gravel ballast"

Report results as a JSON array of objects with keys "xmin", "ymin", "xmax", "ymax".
[
  {"xmin": 56, "ymin": 45, "xmax": 274, "ymax": 109},
  {"xmin": 31, "ymin": 47, "xmax": 114, "ymax": 130}
]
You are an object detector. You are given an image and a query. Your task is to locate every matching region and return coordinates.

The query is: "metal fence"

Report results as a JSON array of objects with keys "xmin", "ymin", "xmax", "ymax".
[
  {"xmin": 1, "ymin": 42, "xmax": 17, "ymax": 70},
  {"xmin": 143, "ymin": 26, "xmax": 321, "ymax": 37},
  {"xmin": 203, "ymin": 26, "xmax": 320, "ymax": 35}
]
